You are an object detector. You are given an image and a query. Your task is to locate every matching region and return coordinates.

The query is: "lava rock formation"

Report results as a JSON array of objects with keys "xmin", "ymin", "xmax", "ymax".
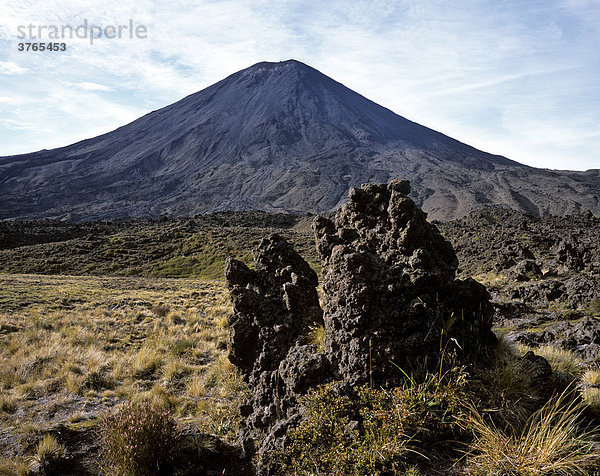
[{"xmin": 225, "ymin": 180, "xmax": 497, "ymax": 460}]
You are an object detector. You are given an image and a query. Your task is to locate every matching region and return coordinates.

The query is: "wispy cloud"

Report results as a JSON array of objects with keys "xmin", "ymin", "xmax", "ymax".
[
  {"xmin": 1, "ymin": 118, "xmax": 33, "ymax": 130},
  {"xmin": 0, "ymin": 61, "xmax": 27, "ymax": 74},
  {"xmin": 70, "ymin": 81, "xmax": 114, "ymax": 91},
  {"xmin": 0, "ymin": 0, "xmax": 598, "ymax": 170}
]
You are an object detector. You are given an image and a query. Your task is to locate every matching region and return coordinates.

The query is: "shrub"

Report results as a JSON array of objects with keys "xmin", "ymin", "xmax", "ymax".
[
  {"xmin": 268, "ymin": 372, "xmax": 467, "ymax": 475},
  {"xmin": 100, "ymin": 401, "xmax": 181, "ymax": 476},
  {"xmin": 466, "ymin": 390, "xmax": 600, "ymax": 475}
]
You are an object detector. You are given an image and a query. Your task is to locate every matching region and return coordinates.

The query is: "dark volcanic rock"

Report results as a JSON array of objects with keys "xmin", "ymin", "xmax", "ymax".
[
  {"xmin": 225, "ymin": 181, "xmax": 498, "ymax": 462},
  {"xmin": 510, "ymin": 316, "xmax": 600, "ymax": 364},
  {"xmin": 495, "ymin": 244, "xmax": 535, "ymax": 272},
  {"xmin": 439, "ymin": 207, "xmax": 600, "ymax": 313},
  {"xmin": 511, "ymin": 259, "xmax": 543, "ymax": 281},
  {"xmin": 440, "ymin": 207, "xmax": 600, "ymax": 278},
  {"xmin": 516, "ymin": 351, "xmax": 554, "ymax": 397},
  {"xmin": 555, "ymin": 238, "xmax": 586, "ymax": 271},
  {"xmin": 225, "ymin": 234, "xmax": 325, "ymax": 457},
  {"xmin": 314, "ymin": 180, "xmax": 496, "ymax": 385}
]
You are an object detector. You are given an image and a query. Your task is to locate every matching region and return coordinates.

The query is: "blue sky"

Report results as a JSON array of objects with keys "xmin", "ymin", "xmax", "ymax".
[{"xmin": 0, "ymin": 0, "xmax": 599, "ymax": 170}]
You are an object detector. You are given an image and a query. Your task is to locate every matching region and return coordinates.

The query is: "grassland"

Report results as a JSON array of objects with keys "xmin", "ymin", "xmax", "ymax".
[
  {"xmin": 0, "ymin": 274, "xmax": 244, "ymax": 472},
  {"xmin": 2, "ymin": 212, "xmax": 600, "ymax": 474}
]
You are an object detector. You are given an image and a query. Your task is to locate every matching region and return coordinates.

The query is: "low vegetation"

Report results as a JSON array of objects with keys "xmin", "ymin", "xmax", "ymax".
[
  {"xmin": 0, "ymin": 215, "xmax": 318, "ymax": 279},
  {"xmin": 100, "ymin": 401, "xmax": 180, "ymax": 476},
  {"xmin": 474, "ymin": 338, "xmax": 547, "ymax": 430},
  {"xmin": 267, "ymin": 352, "xmax": 600, "ymax": 475},
  {"xmin": 0, "ymin": 274, "xmax": 245, "ymax": 471},
  {"xmin": 533, "ymin": 345, "xmax": 586, "ymax": 379},
  {"xmin": 466, "ymin": 390, "xmax": 600, "ymax": 475},
  {"xmin": 32, "ymin": 434, "xmax": 65, "ymax": 474},
  {"xmin": 2, "ymin": 274, "xmax": 600, "ymax": 474},
  {"xmin": 267, "ymin": 370, "xmax": 469, "ymax": 475}
]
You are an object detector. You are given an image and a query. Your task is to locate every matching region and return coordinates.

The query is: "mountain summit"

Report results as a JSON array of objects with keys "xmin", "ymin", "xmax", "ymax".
[{"xmin": 1, "ymin": 59, "xmax": 598, "ymax": 220}]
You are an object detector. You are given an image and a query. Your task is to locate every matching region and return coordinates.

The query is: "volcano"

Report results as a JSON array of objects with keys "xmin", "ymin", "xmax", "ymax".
[{"xmin": 1, "ymin": 59, "xmax": 598, "ymax": 221}]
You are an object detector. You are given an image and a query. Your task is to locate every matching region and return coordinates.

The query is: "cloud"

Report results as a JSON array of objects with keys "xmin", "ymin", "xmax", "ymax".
[
  {"xmin": 0, "ymin": 118, "xmax": 33, "ymax": 130},
  {"xmin": 0, "ymin": 96, "xmax": 21, "ymax": 104},
  {"xmin": 0, "ymin": 61, "xmax": 27, "ymax": 74},
  {"xmin": 70, "ymin": 81, "xmax": 114, "ymax": 91}
]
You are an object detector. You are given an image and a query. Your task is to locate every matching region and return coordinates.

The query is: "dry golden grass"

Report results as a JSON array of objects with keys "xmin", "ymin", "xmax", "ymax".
[
  {"xmin": 534, "ymin": 345, "xmax": 585, "ymax": 378},
  {"xmin": 581, "ymin": 368, "xmax": 600, "ymax": 415},
  {"xmin": 582, "ymin": 387, "xmax": 600, "ymax": 414},
  {"xmin": 0, "ymin": 458, "xmax": 36, "ymax": 476},
  {"xmin": 308, "ymin": 324, "xmax": 325, "ymax": 352},
  {"xmin": 0, "ymin": 274, "xmax": 246, "ymax": 463},
  {"xmin": 33, "ymin": 434, "xmax": 65, "ymax": 467},
  {"xmin": 582, "ymin": 368, "xmax": 600, "ymax": 387},
  {"xmin": 467, "ymin": 389, "xmax": 600, "ymax": 475},
  {"xmin": 473, "ymin": 271, "xmax": 509, "ymax": 288},
  {"xmin": 3, "ymin": 273, "xmax": 599, "ymax": 473}
]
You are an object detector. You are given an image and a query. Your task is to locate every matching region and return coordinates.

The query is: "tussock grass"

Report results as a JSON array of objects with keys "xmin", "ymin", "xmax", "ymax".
[
  {"xmin": 32, "ymin": 434, "xmax": 65, "ymax": 471},
  {"xmin": 531, "ymin": 344, "xmax": 585, "ymax": 379},
  {"xmin": 581, "ymin": 387, "xmax": 600, "ymax": 414},
  {"xmin": 0, "ymin": 393, "xmax": 17, "ymax": 414},
  {"xmin": 466, "ymin": 389, "xmax": 600, "ymax": 475},
  {"xmin": 132, "ymin": 344, "xmax": 164, "ymax": 378},
  {"xmin": 475, "ymin": 337, "xmax": 546, "ymax": 430},
  {"xmin": 0, "ymin": 457, "xmax": 36, "ymax": 476},
  {"xmin": 581, "ymin": 367, "xmax": 600, "ymax": 414},
  {"xmin": 581, "ymin": 367, "xmax": 600, "ymax": 387},
  {"xmin": 0, "ymin": 274, "xmax": 244, "ymax": 463}
]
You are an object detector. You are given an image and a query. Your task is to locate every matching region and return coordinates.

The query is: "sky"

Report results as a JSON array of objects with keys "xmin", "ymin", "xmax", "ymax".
[{"xmin": 0, "ymin": 0, "xmax": 599, "ymax": 171}]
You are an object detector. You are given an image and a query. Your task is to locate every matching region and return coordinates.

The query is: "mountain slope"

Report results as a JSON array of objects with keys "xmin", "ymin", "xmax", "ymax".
[{"xmin": 0, "ymin": 59, "xmax": 598, "ymax": 221}]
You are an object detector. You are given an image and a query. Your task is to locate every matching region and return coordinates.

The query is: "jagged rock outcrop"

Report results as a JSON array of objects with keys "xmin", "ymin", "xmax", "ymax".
[
  {"xmin": 510, "ymin": 259, "xmax": 543, "ymax": 282},
  {"xmin": 313, "ymin": 180, "xmax": 496, "ymax": 385},
  {"xmin": 224, "ymin": 235, "xmax": 325, "ymax": 457},
  {"xmin": 225, "ymin": 180, "xmax": 497, "ymax": 460}
]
